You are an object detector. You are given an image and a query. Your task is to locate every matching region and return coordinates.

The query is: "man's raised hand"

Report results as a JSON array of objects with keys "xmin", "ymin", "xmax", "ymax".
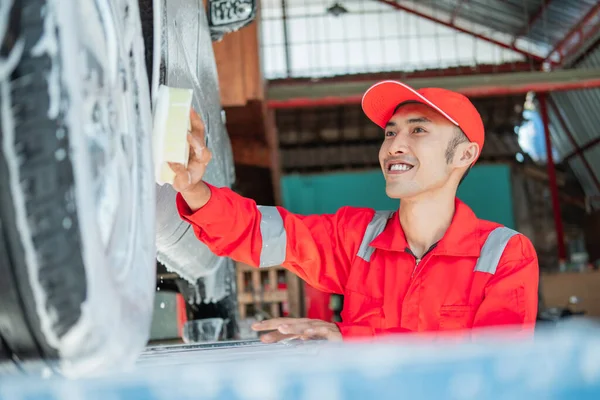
[{"xmin": 168, "ymin": 108, "xmax": 212, "ymax": 194}]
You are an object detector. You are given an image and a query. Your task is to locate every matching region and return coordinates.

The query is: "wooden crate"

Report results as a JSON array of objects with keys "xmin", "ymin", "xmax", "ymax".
[{"xmin": 236, "ymin": 262, "xmax": 302, "ymax": 319}]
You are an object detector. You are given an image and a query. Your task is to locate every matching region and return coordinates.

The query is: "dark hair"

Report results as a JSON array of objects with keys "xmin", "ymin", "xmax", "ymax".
[{"xmin": 393, "ymin": 100, "xmax": 422, "ymax": 115}]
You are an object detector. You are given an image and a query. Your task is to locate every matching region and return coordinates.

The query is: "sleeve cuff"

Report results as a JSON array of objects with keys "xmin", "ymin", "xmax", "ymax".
[
  {"xmin": 335, "ymin": 322, "xmax": 375, "ymax": 339},
  {"xmin": 334, "ymin": 322, "xmax": 413, "ymax": 340},
  {"xmin": 175, "ymin": 183, "xmax": 226, "ymax": 227}
]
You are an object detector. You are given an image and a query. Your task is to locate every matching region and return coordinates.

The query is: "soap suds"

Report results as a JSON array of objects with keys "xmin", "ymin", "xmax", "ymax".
[
  {"xmin": 0, "ymin": 1, "xmax": 26, "ymax": 82},
  {"xmin": 30, "ymin": 4, "xmax": 60, "ymax": 119},
  {"xmin": 4, "ymin": 0, "xmax": 157, "ymax": 376}
]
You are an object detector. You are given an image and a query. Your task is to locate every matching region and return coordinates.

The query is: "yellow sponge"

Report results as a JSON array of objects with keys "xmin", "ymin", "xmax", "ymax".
[{"xmin": 153, "ymin": 85, "xmax": 194, "ymax": 185}]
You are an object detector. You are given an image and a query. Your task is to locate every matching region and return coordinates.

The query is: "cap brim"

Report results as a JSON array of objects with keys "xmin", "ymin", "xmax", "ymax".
[{"xmin": 361, "ymin": 80, "xmax": 459, "ymax": 128}]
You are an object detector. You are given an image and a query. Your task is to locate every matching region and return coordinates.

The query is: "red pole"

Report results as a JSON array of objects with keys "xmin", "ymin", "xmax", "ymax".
[
  {"xmin": 538, "ymin": 93, "xmax": 567, "ymax": 263},
  {"xmin": 176, "ymin": 293, "xmax": 188, "ymax": 338}
]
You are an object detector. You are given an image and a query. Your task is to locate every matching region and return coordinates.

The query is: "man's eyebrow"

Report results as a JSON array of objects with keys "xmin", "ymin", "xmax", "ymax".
[
  {"xmin": 407, "ymin": 117, "xmax": 432, "ymax": 124},
  {"xmin": 385, "ymin": 117, "xmax": 432, "ymax": 128}
]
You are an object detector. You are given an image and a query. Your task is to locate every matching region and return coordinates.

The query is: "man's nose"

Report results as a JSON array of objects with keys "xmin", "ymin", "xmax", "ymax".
[{"xmin": 388, "ymin": 132, "xmax": 410, "ymax": 155}]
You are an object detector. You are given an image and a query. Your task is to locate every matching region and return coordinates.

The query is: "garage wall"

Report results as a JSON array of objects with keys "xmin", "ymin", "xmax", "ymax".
[{"xmin": 281, "ymin": 163, "xmax": 516, "ymax": 228}]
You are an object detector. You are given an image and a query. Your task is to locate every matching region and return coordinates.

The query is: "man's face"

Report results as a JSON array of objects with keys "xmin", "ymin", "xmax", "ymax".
[{"xmin": 378, "ymin": 103, "xmax": 470, "ymax": 200}]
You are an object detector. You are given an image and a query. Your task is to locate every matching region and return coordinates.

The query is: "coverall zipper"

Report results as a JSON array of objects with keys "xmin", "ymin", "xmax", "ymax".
[
  {"xmin": 412, "ymin": 258, "xmax": 421, "ymax": 277},
  {"xmin": 408, "ymin": 243, "xmax": 436, "ymax": 279},
  {"xmin": 402, "ymin": 254, "xmax": 433, "ymax": 329}
]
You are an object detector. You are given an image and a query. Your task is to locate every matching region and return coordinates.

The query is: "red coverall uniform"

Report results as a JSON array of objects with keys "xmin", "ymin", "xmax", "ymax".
[{"xmin": 177, "ymin": 184, "xmax": 539, "ymax": 339}]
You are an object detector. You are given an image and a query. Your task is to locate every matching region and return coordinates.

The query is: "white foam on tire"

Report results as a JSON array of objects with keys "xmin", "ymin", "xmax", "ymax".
[{"xmin": 6, "ymin": 0, "xmax": 158, "ymax": 376}]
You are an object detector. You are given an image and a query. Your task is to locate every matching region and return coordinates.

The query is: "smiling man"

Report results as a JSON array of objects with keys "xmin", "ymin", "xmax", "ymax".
[{"xmin": 170, "ymin": 80, "xmax": 539, "ymax": 343}]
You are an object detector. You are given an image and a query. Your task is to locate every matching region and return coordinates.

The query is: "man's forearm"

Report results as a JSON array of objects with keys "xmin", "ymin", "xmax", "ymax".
[{"xmin": 180, "ymin": 181, "xmax": 212, "ymax": 212}]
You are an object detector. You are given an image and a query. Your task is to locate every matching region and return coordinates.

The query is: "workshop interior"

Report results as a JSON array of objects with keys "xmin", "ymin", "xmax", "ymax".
[{"xmin": 1, "ymin": 0, "xmax": 600, "ymax": 398}]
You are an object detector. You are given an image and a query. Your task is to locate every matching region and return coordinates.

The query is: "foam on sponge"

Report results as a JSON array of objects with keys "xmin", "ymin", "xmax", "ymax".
[{"xmin": 153, "ymin": 85, "xmax": 194, "ymax": 185}]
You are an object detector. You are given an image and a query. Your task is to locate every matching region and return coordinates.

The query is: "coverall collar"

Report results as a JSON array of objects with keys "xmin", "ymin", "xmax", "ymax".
[{"xmin": 369, "ymin": 198, "xmax": 481, "ymax": 257}]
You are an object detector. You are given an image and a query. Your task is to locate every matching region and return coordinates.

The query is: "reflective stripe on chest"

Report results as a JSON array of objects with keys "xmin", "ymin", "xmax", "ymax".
[
  {"xmin": 357, "ymin": 211, "xmax": 519, "ymax": 274},
  {"xmin": 356, "ymin": 211, "xmax": 394, "ymax": 262}
]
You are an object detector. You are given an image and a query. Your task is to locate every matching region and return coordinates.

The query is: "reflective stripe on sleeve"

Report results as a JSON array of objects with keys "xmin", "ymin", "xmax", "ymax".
[
  {"xmin": 474, "ymin": 227, "xmax": 519, "ymax": 274},
  {"xmin": 257, "ymin": 206, "xmax": 287, "ymax": 267}
]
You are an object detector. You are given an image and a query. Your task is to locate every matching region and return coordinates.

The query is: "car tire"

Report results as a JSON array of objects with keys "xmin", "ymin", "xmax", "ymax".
[{"xmin": 0, "ymin": 0, "xmax": 156, "ymax": 376}]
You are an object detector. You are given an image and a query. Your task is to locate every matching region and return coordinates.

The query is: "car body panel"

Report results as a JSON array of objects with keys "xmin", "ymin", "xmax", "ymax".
[{"xmin": 154, "ymin": 0, "xmax": 236, "ymax": 296}]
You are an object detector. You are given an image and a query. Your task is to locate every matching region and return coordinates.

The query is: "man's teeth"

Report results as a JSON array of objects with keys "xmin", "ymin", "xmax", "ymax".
[{"xmin": 390, "ymin": 164, "xmax": 413, "ymax": 171}]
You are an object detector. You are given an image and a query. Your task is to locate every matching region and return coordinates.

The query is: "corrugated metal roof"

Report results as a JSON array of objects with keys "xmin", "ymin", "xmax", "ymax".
[
  {"xmin": 415, "ymin": 0, "xmax": 598, "ymax": 51},
  {"xmin": 547, "ymin": 41, "xmax": 600, "ymax": 209}
]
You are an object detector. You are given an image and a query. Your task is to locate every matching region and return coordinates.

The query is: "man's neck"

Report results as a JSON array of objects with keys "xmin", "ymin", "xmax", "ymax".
[{"xmin": 398, "ymin": 190, "xmax": 456, "ymax": 258}]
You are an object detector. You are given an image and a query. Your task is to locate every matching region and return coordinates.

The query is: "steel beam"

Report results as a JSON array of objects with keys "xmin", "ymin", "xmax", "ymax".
[
  {"xmin": 564, "ymin": 137, "xmax": 600, "ymax": 163},
  {"xmin": 375, "ymin": 0, "xmax": 544, "ymax": 62},
  {"xmin": 269, "ymin": 62, "xmax": 537, "ymax": 86},
  {"xmin": 511, "ymin": 0, "xmax": 552, "ymax": 47},
  {"xmin": 267, "ymin": 68, "xmax": 600, "ymax": 108},
  {"xmin": 545, "ymin": 3, "xmax": 600, "ymax": 65},
  {"xmin": 538, "ymin": 93, "xmax": 567, "ymax": 262},
  {"xmin": 450, "ymin": 0, "xmax": 468, "ymax": 24}
]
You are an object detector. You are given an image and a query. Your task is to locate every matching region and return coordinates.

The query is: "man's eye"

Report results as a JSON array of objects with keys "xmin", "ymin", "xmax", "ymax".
[
  {"xmin": 385, "ymin": 131, "xmax": 396, "ymax": 137},
  {"xmin": 412, "ymin": 127, "xmax": 426, "ymax": 134}
]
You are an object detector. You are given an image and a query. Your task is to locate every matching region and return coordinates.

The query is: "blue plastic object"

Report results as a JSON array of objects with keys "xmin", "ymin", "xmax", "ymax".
[{"xmin": 1, "ymin": 321, "xmax": 600, "ymax": 399}]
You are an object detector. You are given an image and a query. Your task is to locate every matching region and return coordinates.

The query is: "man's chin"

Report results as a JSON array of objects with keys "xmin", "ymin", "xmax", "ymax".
[
  {"xmin": 386, "ymin": 184, "xmax": 421, "ymax": 200},
  {"xmin": 386, "ymin": 187, "xmax": 407, "ymax": 200}
]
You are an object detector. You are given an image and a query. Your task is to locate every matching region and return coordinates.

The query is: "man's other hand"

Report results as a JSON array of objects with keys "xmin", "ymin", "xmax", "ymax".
[{"xmin": 251, "ymin": 318, "xmax": 342, "ymax": 343}]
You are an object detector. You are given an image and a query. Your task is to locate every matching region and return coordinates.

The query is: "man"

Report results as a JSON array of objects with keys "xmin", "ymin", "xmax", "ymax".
[{"xmin": 169, "ymin": 80, "xmax": 539, "ymax": 343}]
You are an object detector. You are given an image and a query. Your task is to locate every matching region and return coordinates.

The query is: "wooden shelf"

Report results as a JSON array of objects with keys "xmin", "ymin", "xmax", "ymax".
[
  {"xmin": 238, "ymin": 291, "xmax": 288, "ymax": 305},
  {"xmin": 236, "ymin": 262, "xmax": 303, "ymax": 320}
]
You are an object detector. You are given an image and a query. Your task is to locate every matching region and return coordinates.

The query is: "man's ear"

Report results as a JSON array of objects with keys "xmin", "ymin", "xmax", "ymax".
[{"xmin": 456, "ymin": 142, "xmax": 479, "ymax": 167}]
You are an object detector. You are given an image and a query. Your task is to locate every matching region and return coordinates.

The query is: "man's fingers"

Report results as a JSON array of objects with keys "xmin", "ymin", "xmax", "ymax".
[
  {"xmin": 251, "ymin": 318, "xmax": 308, "ymax": 332},
  {"xmin": 253, "ymin": 318, "xmax": 341, "ymax": 343},
  {"xmin": 187, "ymin": 133, "xmax": 212, "ymax": 166},
  {"xmin": 308, "ymin": 326, "xmax": 327, "ymax": 337},
  {"xmin": 277, "ymin": 322, "xmax": 313, "ymax": 335},
  {"xmin": 186, "ymin": 134, "xmax": 197, "ymax": 158},
  {"xmin": 190, "ymin": 108, "xmax": 204, "ymax": 129},
  {"xmin": 189, "ymin": 108, "xmax": 206, "ymax": 143},
  {"xmin": 186, "ymin": 133, "xmax": 203, "ymax": 158},
  {"xmin": 259, "ymin": 331, "xmax": 298, "ymax": 344},
  {"xmin": 168, "ymin": 162, "xmax": 187, "ymax": 175},
  {"xmin": 188, "ymin": 108, "xmax": 209, "ymax": 164}
]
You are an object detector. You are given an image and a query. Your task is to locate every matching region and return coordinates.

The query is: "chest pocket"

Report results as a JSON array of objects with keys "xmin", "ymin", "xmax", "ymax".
[
  {"xmin": 344, "ymin": 290, "xmax": 384, "ymax": 326},
  {"xmin": 439, "ymin": 305, "xmax": 477, "ymax": 330},
  {"xmin": 439, "ymin": 226, "xmax": 519, "ymax": 330}
]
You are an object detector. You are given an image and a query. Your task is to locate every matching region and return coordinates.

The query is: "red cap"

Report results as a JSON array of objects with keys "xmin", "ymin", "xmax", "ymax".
[{"xmin": 362, "ymin": 80, "xmax": 485, "ymax": 161}]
